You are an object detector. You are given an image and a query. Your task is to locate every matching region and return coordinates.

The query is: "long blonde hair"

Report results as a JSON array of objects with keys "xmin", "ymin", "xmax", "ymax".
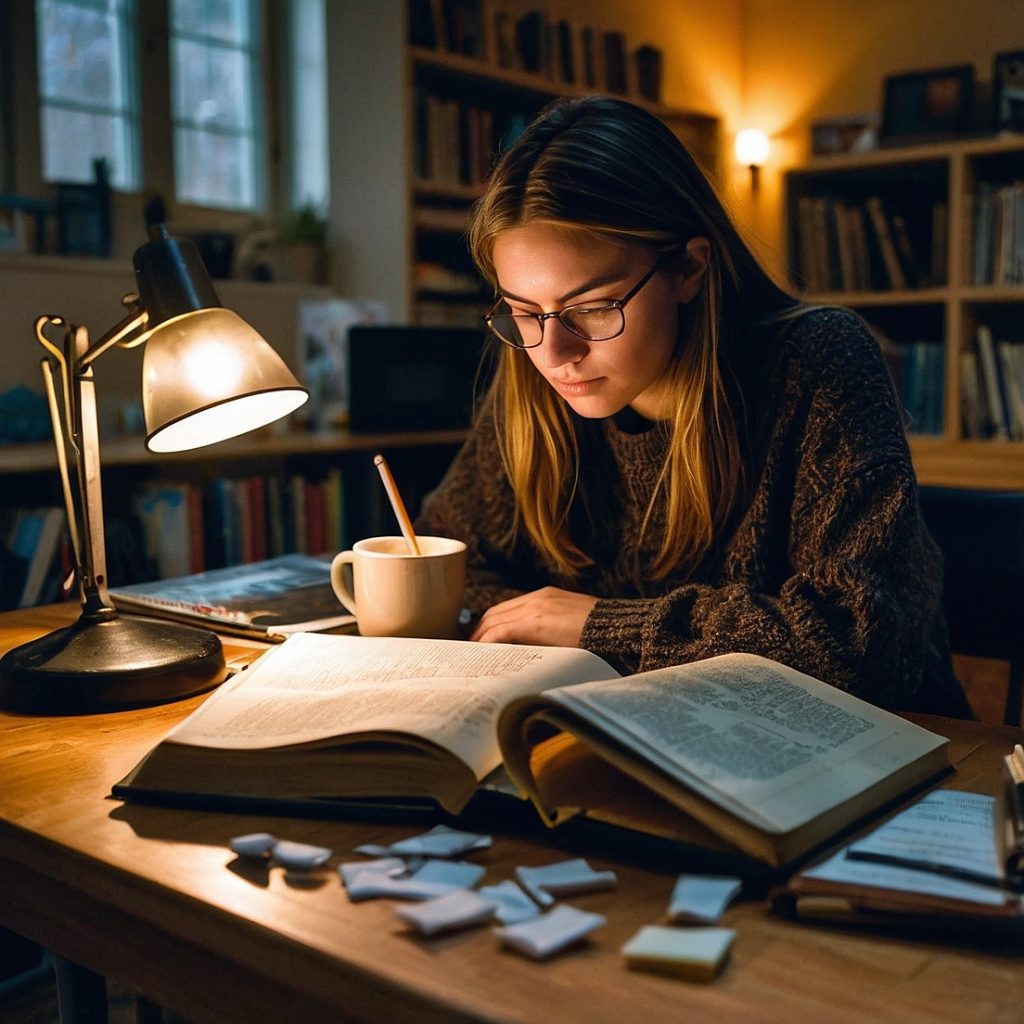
[{"xmin": 469, "ymin": 96, "xmax": 798, "ymax": 579}]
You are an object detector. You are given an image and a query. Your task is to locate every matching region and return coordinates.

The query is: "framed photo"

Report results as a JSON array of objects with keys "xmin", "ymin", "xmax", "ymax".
[
  {"xmin": 810, "ymin": 112, "xmax": 879, "ymax": 155},
  {"xmin": 880, "ymin": 65, "xmax": 974, "ymax": 143},
  {"xmin": 993, "ymin": 50, "xmax": 1024, "ymax": 133}
]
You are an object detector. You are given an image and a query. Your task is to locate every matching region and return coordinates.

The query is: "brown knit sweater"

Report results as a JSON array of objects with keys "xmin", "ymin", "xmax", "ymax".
[{"xmin": 418, "ymin": 307, "xmax": 970, "ymax": 717}]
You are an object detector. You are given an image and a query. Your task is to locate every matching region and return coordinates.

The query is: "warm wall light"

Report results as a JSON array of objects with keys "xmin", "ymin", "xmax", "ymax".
[
  {"xmin": 0, "ymin": 224, "xmax": 308, "ymax": 714},
  {"xmin": 735, "ymin": 128, "xmax": 770, "ymax": 193}
]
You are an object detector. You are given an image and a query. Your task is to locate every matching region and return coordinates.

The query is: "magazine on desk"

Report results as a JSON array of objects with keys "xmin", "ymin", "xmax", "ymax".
[
  {"xmin": 109, "ymin": 554, "xmax": 355, "ymax": 640},
  {"xmin": 114, "ymin": 634, "xmax": 951, "ymax": 870}
]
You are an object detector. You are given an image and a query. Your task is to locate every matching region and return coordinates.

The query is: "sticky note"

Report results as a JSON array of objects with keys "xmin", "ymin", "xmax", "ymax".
[
  {"xmin": 478, "ymin": 881, "xmax": 541, "ymax": 925},
  {"xmin": 496, "ymin": 904, "xmax": 605, "ymax": 960},
  {"xmin": 410, "ymin": 859, "xmax": 487, "ymax": 889},
  {"xmin": 667, "ymin": 875, "xmax": 742, "ymax": 923},
  {"xmin": 270, "ymin": 840, "xmax": 332, "ymax": 871},
  {"xmin": 344, "ymin": 872, "xmax": 462, "ymax": 903},
  {"xmin": 394, "ymin": 890, "xmax": 497, "ymax": 936},
  {"xmin": 621, "ymin": 925, "xmax": 735, "ymax": 982},
  {"xmin": 387, "ymin": 825, "xmax": 493, "ymax": 858},
  {"xmin": 514, "ymin": 858, "xmax": 616, "ymax": 906},
  {"xmin": 338, "ymin": 857, "xmax": 406, "ymax": 889},
  {"xmin": 229, "ymin": 832, "xmax": 277, "ymax": 858}
]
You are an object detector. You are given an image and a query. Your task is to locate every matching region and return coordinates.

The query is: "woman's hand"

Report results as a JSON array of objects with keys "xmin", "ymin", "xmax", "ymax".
[{"xmin": 470, "ymin": 587, "xmax": 598, "ymax": 647}]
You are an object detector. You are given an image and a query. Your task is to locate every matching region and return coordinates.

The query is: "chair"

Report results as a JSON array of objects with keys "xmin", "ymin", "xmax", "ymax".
[{"xmin": 918, "ymin": 486, "xmax": 1024, "ymax": 726}]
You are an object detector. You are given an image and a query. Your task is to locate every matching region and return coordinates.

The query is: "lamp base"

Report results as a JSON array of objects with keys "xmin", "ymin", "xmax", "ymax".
[{"xmin": 0, "ymin": 613, "xmax": 227, "ymax": 714}]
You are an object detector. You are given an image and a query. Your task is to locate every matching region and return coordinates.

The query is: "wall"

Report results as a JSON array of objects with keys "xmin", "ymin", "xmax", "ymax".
[{"xmin": 739, "ymin": 0, "xmax": 1024, "ymax": 279}]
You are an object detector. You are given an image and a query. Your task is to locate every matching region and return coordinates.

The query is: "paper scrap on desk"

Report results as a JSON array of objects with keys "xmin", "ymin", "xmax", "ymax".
[
  {"xmin": 514, "ymin": 859, "xmax": 617, "ymax": 907},
  {"xmin": 229, "ymin": 832, "xmax": 278, "ymax": 858},
  {"xmin": 394, "ymin": 890, "xmax": 497, "ymax": 936},
  {"xmin": 338, "ymin": 857, "xmax": 406, "ymax": 889},
  {"xmin": 622, "ymin": 925, "xmax": 735, "ymax": 982},
  {"xmin": 497, "ymin": 904, "xmax": 606, "ymax": 960},
  {"xmin": 344, "ymin": 871, "xmax": 463, "ymax": 903},
  {"xmin": 667, "ymin": 875, "xmax": 742, "ymax": 923},
  {"xmin": 478, "ymin": 881, "xmax": 542, "ymax": 925},
  {"xmin": 386, "ymin": 825, "xmax": 493, "ymax": 859},
  {"xmin": 411, "ymin": 859, "xmax": 487, "ymax": 889},
  {"xmin": 271, "ymin": 840, "xmax": 333, "ymax": 871}
]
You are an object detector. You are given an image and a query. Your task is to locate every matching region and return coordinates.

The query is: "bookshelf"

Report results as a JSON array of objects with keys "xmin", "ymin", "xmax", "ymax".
[
  {"xmin": 785, "ymin": 134, "xmax": 1024, "ymax": 490},
  {"xmin": 0, "ymin": 427, "xmax": 467, "ymax": 608},
  {"xmin": 406, "ymin": 18, "xmax": 720, "ymax": 327}
]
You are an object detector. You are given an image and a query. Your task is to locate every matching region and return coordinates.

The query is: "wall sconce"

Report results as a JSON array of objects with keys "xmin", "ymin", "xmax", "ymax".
[
  {"xmin": 0, "ymin": 224, "xmax": 308, "ymax": 714},
  {"xmin": 735, "ymin": 128, "xmax": 770, "ymax": 194}
]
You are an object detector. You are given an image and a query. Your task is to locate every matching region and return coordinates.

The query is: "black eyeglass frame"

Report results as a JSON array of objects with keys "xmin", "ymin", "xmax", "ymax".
[{"xmin": 483, "ymin": 256, "xmax": 665, "ymax": 350}]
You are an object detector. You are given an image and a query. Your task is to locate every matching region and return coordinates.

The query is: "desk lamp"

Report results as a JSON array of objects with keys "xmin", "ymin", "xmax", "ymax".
[{"xmin": 0, "ymin": 224, "xmax": 308, "ymax": 714}]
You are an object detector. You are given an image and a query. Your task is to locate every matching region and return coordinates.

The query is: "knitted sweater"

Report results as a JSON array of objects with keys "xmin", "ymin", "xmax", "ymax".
[{"xmin": 418, "ymin": 307, "xmax": 970, "ymax": 717}]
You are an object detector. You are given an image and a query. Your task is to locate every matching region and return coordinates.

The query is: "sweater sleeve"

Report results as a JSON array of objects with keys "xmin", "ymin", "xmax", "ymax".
[
  {"xmin": 415, "ymin": 395, "xmax": 553, "ymax": 617},
  {"xmin": 580, "ymin": 310, "xmax": 948, "ymax": 712}
]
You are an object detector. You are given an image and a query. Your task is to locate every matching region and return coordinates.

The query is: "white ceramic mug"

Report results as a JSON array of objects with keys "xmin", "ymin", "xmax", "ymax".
[{"xmin": 330, "ymin": 535, "xmax": 467, "ymax": 638}]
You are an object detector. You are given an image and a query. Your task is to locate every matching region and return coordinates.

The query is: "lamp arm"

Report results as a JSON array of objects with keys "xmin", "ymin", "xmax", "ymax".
[
  {"xmin": 78, "ymin": 297, "xmax": 148, "ymax": 368},
  {"xmin": 36, "ymin": 316, "xmax": 118, "ymax": 619}
]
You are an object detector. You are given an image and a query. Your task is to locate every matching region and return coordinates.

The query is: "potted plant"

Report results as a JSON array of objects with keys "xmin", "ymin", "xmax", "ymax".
[{"xmin": 280, "ymin": 204, "xmax": 328, "ymax": 284}]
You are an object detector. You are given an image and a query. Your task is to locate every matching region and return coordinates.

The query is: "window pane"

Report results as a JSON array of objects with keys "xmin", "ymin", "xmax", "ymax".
[
  {"xmin": 41, "ymin": 105, "xmax": 132, "ymax": 185},
  {"xmin": 170, "ymin": 0, "xmax": 261, "ymax": 211},
  {"xmin": 172, "ymin": 38, "xmax": 249, "ymax": 131},
  {"xmin": 175, "ymin": 126, "xmax": 254, "ymax": 209},
  {"xmin": 35, "ymin": 0, "xmax": 139, "ymax": 189},
  {"xmin": 289, "ymin": 0, "xmax": 328, "ymax": 211},
  {"xmin": 171, "ymin": 0, "xmax": 252, "ymax": 46}
]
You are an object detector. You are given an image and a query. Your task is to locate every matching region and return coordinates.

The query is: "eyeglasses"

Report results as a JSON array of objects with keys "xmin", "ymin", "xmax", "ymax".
[{"xmin": 483, "ymin": 258, "xmax": 664, "ymax": 350}]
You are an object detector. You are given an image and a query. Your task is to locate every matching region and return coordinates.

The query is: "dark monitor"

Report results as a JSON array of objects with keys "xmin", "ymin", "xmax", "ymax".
[{"xmin": 347, "ymin": 325, "xmax": 493, "ymax": 433}]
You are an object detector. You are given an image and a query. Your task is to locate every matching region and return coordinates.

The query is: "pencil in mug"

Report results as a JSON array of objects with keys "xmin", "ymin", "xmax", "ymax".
[{"xmin": 373, "ymin": 454, "xmax": 422, "ymax": 556}]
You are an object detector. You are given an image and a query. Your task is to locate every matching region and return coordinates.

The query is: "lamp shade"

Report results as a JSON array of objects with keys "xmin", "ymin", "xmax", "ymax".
[{"xmin": 143, "ymin": 307, "xmax": 308, "ymax": 452}]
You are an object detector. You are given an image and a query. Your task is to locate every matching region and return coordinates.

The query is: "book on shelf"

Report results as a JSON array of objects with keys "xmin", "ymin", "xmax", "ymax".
[
  {"xmin": 771, "ymin": 789, "xmax": 1023, "ymax": 931},
  {"xmin": 109, "ymin": 554, "xmax": 355, "ymax": 641},
  {"xmin": 6, "ymin": 506, "xmax": 65, "ymax": 608},
  {"xmin": 114, "ymin": 635, "xmax": 950, "ymax": 872},
  {"xmin": 976, "ymin": 324, "xmax": 1011, "ymax": 440}
]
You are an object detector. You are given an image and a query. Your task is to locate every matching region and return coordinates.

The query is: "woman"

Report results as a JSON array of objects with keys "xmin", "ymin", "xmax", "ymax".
[{"xmin": 418, "ymin": 95, "xmax": 969, "ymax": 717}]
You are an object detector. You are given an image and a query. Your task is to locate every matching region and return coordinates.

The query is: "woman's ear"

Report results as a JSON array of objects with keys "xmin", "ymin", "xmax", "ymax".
[{"xmin": 671, "ymin": 237, "xmax": 710, "ymax": 303}]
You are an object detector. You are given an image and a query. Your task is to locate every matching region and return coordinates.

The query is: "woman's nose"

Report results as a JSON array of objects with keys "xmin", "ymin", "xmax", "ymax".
[{"xmin": 537, "ymin": 319, "xmax": 589, "ymax": 368}]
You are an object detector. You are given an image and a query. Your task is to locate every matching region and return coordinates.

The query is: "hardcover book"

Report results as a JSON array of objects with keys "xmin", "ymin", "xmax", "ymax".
[{"xmin": 114, "ymin": 635, "xmax": 949, "ymax": 870}]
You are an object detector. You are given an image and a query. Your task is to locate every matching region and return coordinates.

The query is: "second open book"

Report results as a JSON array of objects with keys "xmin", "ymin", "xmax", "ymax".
[{"xmin": 115, "ymin": 634, "xmax": 949, "ymax": 868}]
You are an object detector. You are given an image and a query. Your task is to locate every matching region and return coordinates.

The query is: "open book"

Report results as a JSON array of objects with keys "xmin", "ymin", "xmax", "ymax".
[
  {"xmin": 771, "ymin": 789, "xmax": 1023, "ymax": 929},
  {"xmin": 114, "ymin": 634, "xmax": 949, "ymax": 868},
  {"xmin": 109, "ymin": 555, "xmax": 355, "ymax": 640}
]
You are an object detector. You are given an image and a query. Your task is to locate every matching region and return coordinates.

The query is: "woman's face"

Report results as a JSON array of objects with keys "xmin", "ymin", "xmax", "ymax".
[{"xmin": 489, "ymin": 222, "xmax": 704, "ymax": 421}]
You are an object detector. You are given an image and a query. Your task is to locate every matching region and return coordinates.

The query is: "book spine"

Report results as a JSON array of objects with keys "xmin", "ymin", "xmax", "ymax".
[{"xmin": 976, "ymin": 324, "xmax": 1009, "ymax": 440}]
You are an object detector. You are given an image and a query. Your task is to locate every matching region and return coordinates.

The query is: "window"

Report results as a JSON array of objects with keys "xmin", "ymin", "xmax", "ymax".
[
  {"xmin": 170, "ymin": 0, "xmax": 262, "ymax": 211},
  {"xmin": 35, "ymin": 0, "xmax": 140, "ymax": 189},
  {"xmin": 288, "ymin": 0, "xmax": 328, "ymax": 213}
]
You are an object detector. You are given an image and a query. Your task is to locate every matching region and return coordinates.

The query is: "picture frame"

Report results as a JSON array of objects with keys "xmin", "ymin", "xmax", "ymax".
[
  {"xmin": 993, "ymin": 50, "xmax": 1024, "ymax": 133},
  {"xmin": 880, "ymin": 65, "xmax": 975, "ymax": 144},
  {"xmin": 810, "ymin": 112, "xmax": 879, "ymax": 156}
]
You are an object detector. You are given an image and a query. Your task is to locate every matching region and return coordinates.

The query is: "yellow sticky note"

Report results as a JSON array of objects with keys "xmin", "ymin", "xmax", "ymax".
[{"xmin": 621, "ymin": 925, "xmax": 735, "ymax": 983}]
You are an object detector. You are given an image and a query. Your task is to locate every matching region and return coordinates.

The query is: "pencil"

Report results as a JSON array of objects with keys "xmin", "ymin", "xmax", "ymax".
[{"xmin": 373, "ymin": 454, "xmax": 421, "ymax": 556}]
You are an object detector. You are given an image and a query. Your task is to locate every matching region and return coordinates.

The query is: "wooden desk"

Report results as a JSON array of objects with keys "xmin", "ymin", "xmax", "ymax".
[{"xmin": 1, "ymin": 606, "xmax": 1022, "ymax": 1024}]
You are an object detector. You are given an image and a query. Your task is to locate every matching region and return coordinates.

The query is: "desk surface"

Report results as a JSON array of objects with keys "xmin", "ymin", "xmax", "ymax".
[{"xmin": 1, "ymin": 606, "xmax": 1022, "ymax": 1024}]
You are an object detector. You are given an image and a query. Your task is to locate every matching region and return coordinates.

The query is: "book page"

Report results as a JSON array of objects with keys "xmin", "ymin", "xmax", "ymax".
[
  {"xmin": 545, "ymin": 653, "xmax": 945, "ymax": 833},
  {"xmin": 167, "ymin": 633, "xmax": 618, "ymax": 779},
  {"xmin": 844, "ymin": 789, "xmax": 1004, "ymax": 883}
]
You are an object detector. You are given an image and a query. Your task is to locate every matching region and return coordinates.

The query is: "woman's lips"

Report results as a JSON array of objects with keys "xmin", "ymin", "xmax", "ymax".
[{"xmin": 551, "ymin": 376, "xmax": 602, "ymax": 397}]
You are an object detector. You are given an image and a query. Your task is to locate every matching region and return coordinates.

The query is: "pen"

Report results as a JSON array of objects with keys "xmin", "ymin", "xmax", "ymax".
[
  {"xmin": 843, "ymin": 849, "xmax": 1018, "ymax": 894},
  {"xmin": 1004, "ymin": 743, "xmax": 1024, "ymax": 884}
]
